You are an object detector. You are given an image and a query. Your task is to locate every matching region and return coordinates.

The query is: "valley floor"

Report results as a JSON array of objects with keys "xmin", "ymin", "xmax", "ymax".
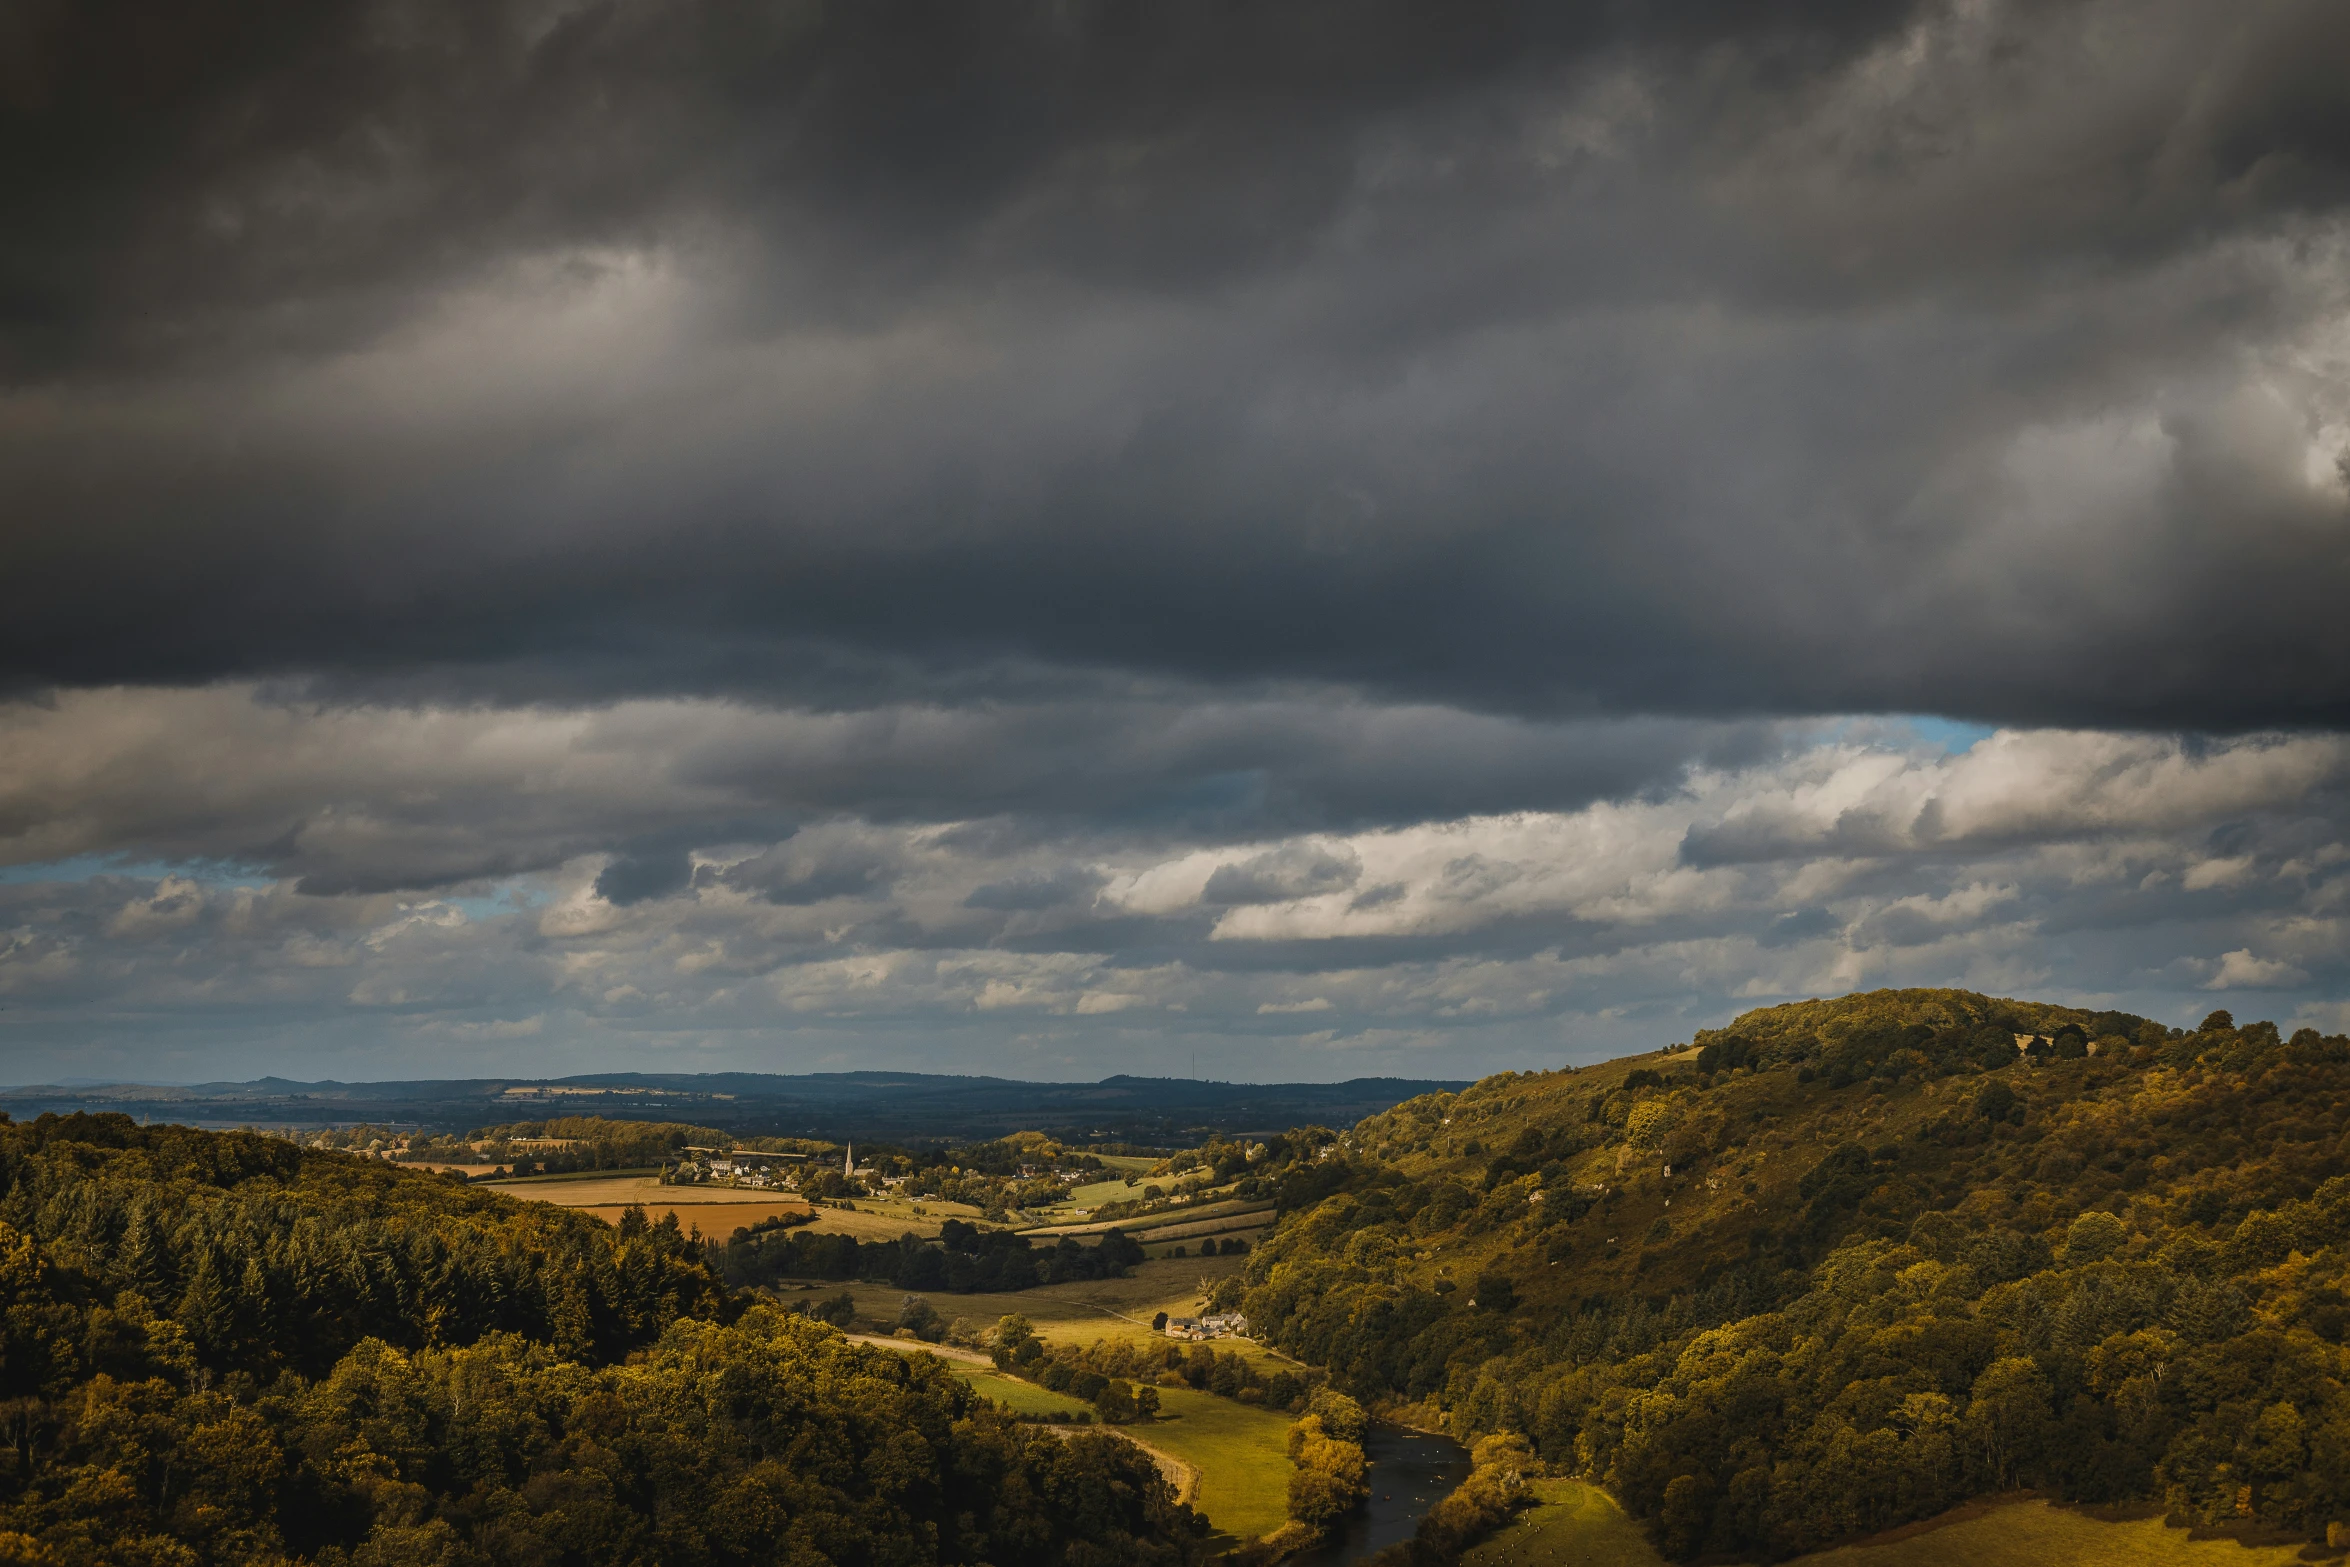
[{"xmin": 774, "ymin": 1254, "xmax": 1300, "ymax": 1370}]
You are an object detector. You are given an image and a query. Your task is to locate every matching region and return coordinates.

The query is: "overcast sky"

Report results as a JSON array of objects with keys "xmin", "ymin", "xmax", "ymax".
[{"xmin": 4, "ymin": 0, "xmax": 2348, "ymax": 1085}]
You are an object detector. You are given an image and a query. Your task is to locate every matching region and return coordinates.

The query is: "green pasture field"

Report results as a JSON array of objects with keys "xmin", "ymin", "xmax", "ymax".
[
  {"xmin": 1091, "ymin": 1155, "xmax": 1160, "ymax": 1175},
  {"xmin": 1465, "ymin": 1486, "xmax": 2318, "ymax": 1567},
  {"xmin": 1795, "ymin": 1499, "xmax": 2311, "ymax": 1567},
  {"xmin": 1064, "ymin": 1175, "xmax": 1148, "ymax": 1208},
  {"xmin": 1466, "ymin": 1479, "xmax": 1662, "ymax": 1567},
  {"xmin": 1123, "ymin": 1383, "xmax": 1294, "ymax": 1544},
  {"xmin": 950, "ymin": 1366, "xmax": 1088, "ymax": 1421}
]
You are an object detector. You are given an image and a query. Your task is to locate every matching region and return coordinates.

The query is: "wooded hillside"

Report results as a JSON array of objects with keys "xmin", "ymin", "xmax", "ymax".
[
  {"xmin": 1230, "ymin": 990, "xmax": 2350, "ymax": 1559},
  {"xmin": 0, "ymin": 1113, "xmax": 1201, "ymax": 1566}
]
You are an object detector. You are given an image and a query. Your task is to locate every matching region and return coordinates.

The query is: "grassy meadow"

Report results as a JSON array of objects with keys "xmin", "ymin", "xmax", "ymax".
[
  {"xmin": 1127, "ymin": 1383, "xmax": 1295, "ymax": 1544},
  {"xmin": 1795, "ymin": 1499, "xmax": 2313, "ymax": 1567},
  {"xmin": 1064, "ymin": 1174, "xmax": 1149, "ymax": 1208},
  {"xmin": 1465, "ymin": 1480, "xmax": 1663, "ymax": 1567},
  {"xmin": 1464, "ymin": 1485, "xmax": 2321, "ymax": 1567},
  {"xmin": 950, "ymin": 1367, "xmax": 1088, "ymax": 1420}
]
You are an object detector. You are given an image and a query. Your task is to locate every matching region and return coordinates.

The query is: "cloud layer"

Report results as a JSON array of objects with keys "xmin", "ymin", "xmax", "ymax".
[
  {"xmin": 3, "ymin": 1, "xmax": 2348, "ymax": 1078},
  {"xmin": 2, "ymin": 697, "xmax": 2343, "ymax": 1082},
  {"xmin": 7, "ymin": 0, "xmax": 2350, "ymax": 723}
]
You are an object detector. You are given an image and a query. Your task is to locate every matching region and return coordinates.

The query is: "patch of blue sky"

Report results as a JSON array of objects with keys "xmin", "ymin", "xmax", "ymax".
[
  {"xmin": 1899, "ymin": 716, "xmax": 2000, "ymax": 754},
  {"xmin": 438, "ymin": 883, "xmax": 552, "ymax": 922},
  {"xmin": 0, "ymin": 853, "xmax": 275, "ymax": 888},
  {"xmin": 1803, "ymin": 715, "xmax": 2000, "ymax": 755}
]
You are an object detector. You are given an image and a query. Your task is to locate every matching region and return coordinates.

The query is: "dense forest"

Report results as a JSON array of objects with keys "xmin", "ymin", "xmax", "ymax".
[
  {"xmin": 0, "ymin": 1113, "xmax": 1202, "ymax": 1565},
  {"xmin": 1228, "ymin": 990, "xmax": 2350, "ymax": 1560},
  {"xmin": 720, "ymin": 1214, "xmax": 1147, "ymax": 1292}
]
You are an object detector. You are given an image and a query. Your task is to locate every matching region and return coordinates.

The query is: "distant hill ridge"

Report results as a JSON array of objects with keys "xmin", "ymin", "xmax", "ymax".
[
  {"xmin": 0, "ymin": 1067, "xmax": 1470, "ymax": 1146},
  {"xmin": 1229, "ymin": 988, "xmax": 2350, "ymax": 1561},
  {"xmin": 1, "ymin": 1068, "xmax": 1463, "ymax": 1097}
]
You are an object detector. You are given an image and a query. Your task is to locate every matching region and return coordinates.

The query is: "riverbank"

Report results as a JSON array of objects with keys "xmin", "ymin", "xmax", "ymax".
[{"xmin": 1284, "ymin": 1424, "xmax": 1472, "ymax": 1567}]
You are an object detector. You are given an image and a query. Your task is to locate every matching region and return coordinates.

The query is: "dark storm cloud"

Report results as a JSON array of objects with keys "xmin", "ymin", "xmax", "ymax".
[
  {"xmin": 5, "ymin": 0, "xmax": 2350, "ymax": 733},
  {"xmin": 9, "ymin": 0, "xmax": 2350, "ymax": 1087},
  {"xmin": 0, "ymin": 688, "xmax": 1791, "ymax": 894},
  {"xmin": 592, "ymin": 850, "xmax": 693, "ymax": 905}
]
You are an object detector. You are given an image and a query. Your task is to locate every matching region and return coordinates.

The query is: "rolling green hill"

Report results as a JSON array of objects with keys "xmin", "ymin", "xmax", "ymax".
[{"xmin": 1226, "ymin": 989, "xmax": 2350, "ymax": 1561}]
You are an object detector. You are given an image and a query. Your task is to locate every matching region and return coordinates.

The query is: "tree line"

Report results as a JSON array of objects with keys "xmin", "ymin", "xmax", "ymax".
[{"xmin": 719, "ymin": 1215, "xmax": 1147, "ymax": 1293}]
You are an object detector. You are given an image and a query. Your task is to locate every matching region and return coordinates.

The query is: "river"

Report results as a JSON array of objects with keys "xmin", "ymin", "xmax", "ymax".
[{"xmin": 1285, "ymin": 1426, "xmax": 1472, "ymax": 1566}]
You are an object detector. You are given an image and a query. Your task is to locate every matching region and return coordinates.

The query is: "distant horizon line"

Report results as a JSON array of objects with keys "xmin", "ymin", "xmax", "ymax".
[{"xmin": 0, "ymin": 1067, "xmax": 1479, "ymax": 1095}]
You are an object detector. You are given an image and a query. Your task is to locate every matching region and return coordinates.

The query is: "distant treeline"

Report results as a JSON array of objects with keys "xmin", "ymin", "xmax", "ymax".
[
  {"xmin": 427, "ymin": 1116, "xmax": 829, "ymax": 1176},
  {"xmin": 722, "ymin": 1215, "xmax": 1146, "ymax": 1292}
]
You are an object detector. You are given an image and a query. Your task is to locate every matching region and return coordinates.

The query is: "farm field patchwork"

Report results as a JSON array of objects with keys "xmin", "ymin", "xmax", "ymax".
[
  {"xmin": 484, "ymin": 1173, "xmax": 981, "ymax": 1237},
  {"xmin": 481, "ymin": 1172, "xmax": 817, "ymax": 1232}
]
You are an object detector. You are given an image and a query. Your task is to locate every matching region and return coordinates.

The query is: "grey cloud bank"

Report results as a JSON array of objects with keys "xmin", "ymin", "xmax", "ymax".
[
  {"xmin": 1, "ymin": 710, "xmax": 2343, "ymax": 1083},
  {"xmin": 3, "ymin": 0, "xmax": 2348, "ymax": 1079}
]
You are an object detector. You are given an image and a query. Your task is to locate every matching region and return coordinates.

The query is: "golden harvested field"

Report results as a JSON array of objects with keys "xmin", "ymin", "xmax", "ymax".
[
  {"xmin": 793, "ymin": 1204, "xmax": 955, "ymax": 1242},
  {"xmin": 480, "ymin": 1173, "xmax": 762, "ymax": 1206},
  {"xmin": 481, "ymin": 1172, "xmax": 814, "ymax": 1231}
]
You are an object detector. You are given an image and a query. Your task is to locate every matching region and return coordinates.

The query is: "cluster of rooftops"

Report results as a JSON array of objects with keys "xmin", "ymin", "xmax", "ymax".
[{"xmin": 1161, "ymin": 1312, "xmax": 1248, "ymax": 1341}]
